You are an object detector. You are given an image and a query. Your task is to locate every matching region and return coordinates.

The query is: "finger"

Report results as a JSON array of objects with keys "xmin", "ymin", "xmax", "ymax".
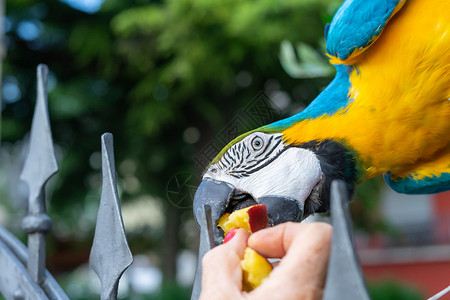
[
  {"xmin": 249, "ymin": 223, "xmax": 332, "ymax": 300},
  {"xmin": 199, "ymin": 229, "xmax": 249, "ymax": 300},
  {"xmin": 247, "ymin": 222, "xmax": 303, "ymax": 258},
  {"xmin": 273, "ymin": 223, "xmax": 332, "ymax": 289}
]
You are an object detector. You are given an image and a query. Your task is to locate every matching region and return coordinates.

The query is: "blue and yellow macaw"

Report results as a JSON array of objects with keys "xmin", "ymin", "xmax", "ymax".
[{"xmin": 193, "ymin": 0, "xmax": 450, "ymax": 230}]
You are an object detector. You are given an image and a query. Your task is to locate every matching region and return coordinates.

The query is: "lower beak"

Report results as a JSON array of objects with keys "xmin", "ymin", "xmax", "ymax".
[{"xmin": 259, "ymin": 196, "xmax": 304, "ymax": 225}]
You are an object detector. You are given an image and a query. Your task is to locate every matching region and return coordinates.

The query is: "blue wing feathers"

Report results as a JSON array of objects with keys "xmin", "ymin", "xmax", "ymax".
[
  {"xmin": 326, "ymin": 0, "xmax": 403, "ymax": 60},
  {"xmin": 384, "ymin": 172, "xmax": 450, "ymax": 194}
]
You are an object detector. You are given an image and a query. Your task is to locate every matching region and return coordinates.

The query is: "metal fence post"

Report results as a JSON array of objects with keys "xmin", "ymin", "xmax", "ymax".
[
  {"xmin": 1, "ymin": 65, "xmax": 133, "ymax": 300},
  {"xmin": 19, "ymin": 64, "xmax": 58, "ymax": 284},
  {"xmin": 0, "ymin": 64, "xmax": 68, "ymax": 300},
  {"xmin": 90, "ymin": 133, "xmax": 133, "ymax": 300},
  {"xmin": 191, "ymin": 205, "xmax": 215, "ymax": 300},
  {"xmin": 323, "ymin": 180, "xmax": 371, "ymax": 300}
]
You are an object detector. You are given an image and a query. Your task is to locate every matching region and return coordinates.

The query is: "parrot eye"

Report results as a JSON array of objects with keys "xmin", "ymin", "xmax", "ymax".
[{"xmin": 251, "ymin": 136, "xmax": 264, "ymax": 150}]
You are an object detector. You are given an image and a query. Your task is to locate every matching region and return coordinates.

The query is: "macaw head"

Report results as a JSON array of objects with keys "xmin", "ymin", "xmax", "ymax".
[{"xmin": 193, "ymin": 129, "xmax": 359, "ymax": 238}]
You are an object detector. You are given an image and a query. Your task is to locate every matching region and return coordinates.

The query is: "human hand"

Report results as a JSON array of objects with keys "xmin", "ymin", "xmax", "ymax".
[{"xmin": 199, "ymin": 222, "xmax": 332, "ymax": 300}]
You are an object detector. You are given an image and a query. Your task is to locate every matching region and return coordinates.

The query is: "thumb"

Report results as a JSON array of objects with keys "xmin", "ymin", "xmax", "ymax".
[{"xmin": 200, "ymin": 229, "xmax": 249, "ymax": 300}]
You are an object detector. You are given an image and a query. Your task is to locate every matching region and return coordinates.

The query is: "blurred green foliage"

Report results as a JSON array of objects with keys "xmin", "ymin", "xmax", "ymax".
[
  {"xmin": 1, "ymin": 0, "xmax": 418, "ymax": 299},
  {"xmin": 2, "ymin": 0, "xmax": 338, "ymax": 276},
  {"xmin": 352, "ymin": 176, "xmax": 391, "ymax": 234},
  {"xmin": 368, "ymin": 280, "xmax": 424, "ymax": 300}
]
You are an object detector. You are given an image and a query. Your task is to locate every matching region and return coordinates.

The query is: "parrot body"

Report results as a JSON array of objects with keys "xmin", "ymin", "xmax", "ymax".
[
  {"xmin": 194, "ymin": 0, "xmax": 450, "ymax": 228},
  {"xmin": 274, "ymin": 0, "xmax": 450, "ymax": 194}
]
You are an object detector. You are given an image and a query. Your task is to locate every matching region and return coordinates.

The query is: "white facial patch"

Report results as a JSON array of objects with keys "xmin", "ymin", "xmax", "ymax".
[
  {"xmin": 235, "ymin": 148, "xmax": 322, "ymax": 203},
  {"xmin": 204, "ymin": 132, "xmax": 322, "ymax": 205}
]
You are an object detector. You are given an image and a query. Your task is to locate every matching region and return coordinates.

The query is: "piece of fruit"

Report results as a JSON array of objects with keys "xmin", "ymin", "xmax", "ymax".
[
  {"xmin": 217, "ymin": 204, "xmax": 268, "ymax": 236},
  {"xmin": 241, "ymin": 247, "xmax": 272, "ymax": 291},
  {"xmin": 217, "ymin": 204, "xmax": 271, "ymax": 291}
]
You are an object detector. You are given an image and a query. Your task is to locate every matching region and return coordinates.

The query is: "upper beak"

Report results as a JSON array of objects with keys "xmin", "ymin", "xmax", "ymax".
[
  {"xmin": 191, "ymin": 178, "xmax": 234, "ymax": 300},
  {"xmin": 193, "ymin": 178, "xmax": 235, "ymax": 242}
]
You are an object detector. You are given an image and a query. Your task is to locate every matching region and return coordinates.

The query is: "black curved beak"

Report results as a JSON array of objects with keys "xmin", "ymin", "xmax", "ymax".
[
  {"xmin": 193, "ymin": 178, "xmax": 235, "ymax": 236},
  {"xmin": 191, "ymin": 178, "xmax": 234, "ymax": 300}
]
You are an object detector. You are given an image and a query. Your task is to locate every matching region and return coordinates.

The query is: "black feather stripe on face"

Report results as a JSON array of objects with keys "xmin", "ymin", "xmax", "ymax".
[
  {"xmin": 216, "ymin": 134, "xmax": 286, "ymax": 179},
  {"xmin": 298, "ymin": 139, "xmax": 357, "ymax": 216}
]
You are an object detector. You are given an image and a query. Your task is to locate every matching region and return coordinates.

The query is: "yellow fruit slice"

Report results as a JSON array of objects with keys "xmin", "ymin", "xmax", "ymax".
[
  {"xmin": 217, "ymin": 204, "xmax": 272, "ymax": 291},
  {"xmin": 217, "ymin": 204, "xmax": 268, "ymax": 236},
  {"xmin": 241, "ymin": 247, "xmax": 272, "ymax": 292}
]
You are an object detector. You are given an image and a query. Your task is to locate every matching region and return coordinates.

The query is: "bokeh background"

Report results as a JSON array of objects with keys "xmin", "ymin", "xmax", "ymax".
[{"xmin": 0, "ymin": 0, "xmax": 449, "ymax": 299}]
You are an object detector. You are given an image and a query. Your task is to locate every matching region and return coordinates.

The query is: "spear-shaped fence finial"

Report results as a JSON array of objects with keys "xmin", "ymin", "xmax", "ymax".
[
  {"xmin": 90, "ymin": 133, "xmax": 133, "ymax": 300},
  {"xmin": 191, "ymin": 204, "xmax": 215, "ymax": 300},
  {"xmin": 323, "ymin": 180, "xmax": 370, "ymax": 300},
  {"xmin": 20, "ymin": 64, "xmax": 58, "ymax": 284}
]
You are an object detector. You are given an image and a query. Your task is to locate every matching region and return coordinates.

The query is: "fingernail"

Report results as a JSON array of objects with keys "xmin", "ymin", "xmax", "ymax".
[{"xmin": 224, "ymin": 227, "xmax": 239, "ymax": 244}]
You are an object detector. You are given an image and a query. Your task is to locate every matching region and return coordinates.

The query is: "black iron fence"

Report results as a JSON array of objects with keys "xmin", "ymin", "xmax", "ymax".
[{"xmin": 0, "ymin": 65, "xmax": 132, "ymax": 300}]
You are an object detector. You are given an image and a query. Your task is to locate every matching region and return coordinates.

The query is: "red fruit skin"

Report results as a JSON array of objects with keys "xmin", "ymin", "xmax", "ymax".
[
  {"xmin": 247, "ymin": 204, "xmax": 268, "ymax": 233},
  {"xmin": 223, "ymin": 227, "xmax": 239, "ymax": 244}
]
